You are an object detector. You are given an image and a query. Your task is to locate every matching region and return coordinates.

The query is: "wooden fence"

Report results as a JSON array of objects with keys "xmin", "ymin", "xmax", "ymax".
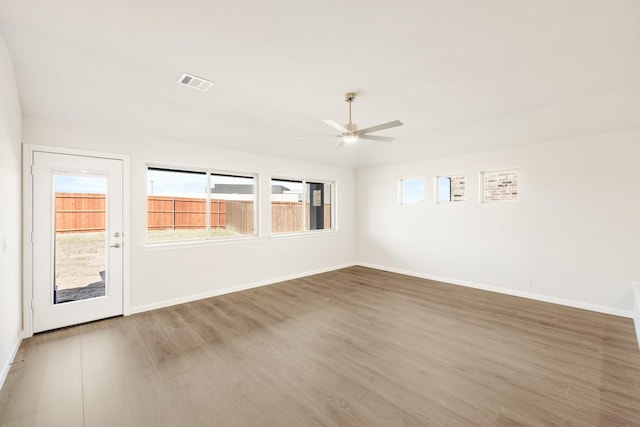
[
  {"xmin": 147, "ymin": 196, "xmax": 223, "ymax": 230},
  {"xmin": 271, "ymin": 202, "xmax": 304, "ymax": 233},
  {"xmin": 55, "ymin": 193, "xmax": 106, "ymax": 233},
  {"xmin": 227, "ymin": 201, "xmax": 255, "ymax": 235},
  {"xmin": 147, "ymin": 196, "xmax": 255, "ymax": 234},
  {"xmin": 271, "ymin": 202, "xmax": 332, "ymax": 233},
  {"xmin": 55, "ymin": 193, "xmax": 330, "ymax": 234}
]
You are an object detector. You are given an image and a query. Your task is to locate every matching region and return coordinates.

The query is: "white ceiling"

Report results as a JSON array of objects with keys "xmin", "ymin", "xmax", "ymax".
[{"xmin": 1, "ymin": 0, "xmax": 639, "ymax": 168}]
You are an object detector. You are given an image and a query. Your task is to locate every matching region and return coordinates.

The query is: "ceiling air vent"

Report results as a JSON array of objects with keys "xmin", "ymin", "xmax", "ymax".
[{"xmin": 178, "ymin": 73, "xmax": 213, "ymax": 91}]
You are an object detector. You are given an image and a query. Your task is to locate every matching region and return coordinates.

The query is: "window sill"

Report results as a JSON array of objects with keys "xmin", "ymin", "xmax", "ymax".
[
  {"xmin": 269, "ymin": 230, "xmax": 337, "ymax": 240},
  {"xmin": 143, "ymin": 235, "xmax": 263, "ymax": 251},
  {"xmin": 142, "ymin": 229, "xmax": 338, "ymax": 250}
]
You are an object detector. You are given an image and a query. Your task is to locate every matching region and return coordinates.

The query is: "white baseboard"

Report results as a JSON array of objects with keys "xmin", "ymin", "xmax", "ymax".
[
  {"xmin": 0, "ymin": 336, "xmax": 22, "ymax": 391},
  {"xmin": 357, "ymin": 262, "xmax": 633, "ymax": 319},
  {"xmin": 129, "ymin": 262, "xmax": 358, "ymax": 315},
  {"xmin": 634, "ymin": 285, "xmax": 640, "ymax": 349}
]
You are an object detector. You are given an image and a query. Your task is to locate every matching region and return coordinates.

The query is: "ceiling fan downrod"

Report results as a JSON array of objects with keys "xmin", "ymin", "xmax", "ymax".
[{"xmin": 345, "ymin": 92, "xmax": 357, "ymax": 133}]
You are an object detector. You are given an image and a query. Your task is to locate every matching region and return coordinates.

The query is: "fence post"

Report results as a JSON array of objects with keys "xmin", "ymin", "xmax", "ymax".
[{"xmin": 172, "ymin": 197, "xmax": 176, "ymax": 230}]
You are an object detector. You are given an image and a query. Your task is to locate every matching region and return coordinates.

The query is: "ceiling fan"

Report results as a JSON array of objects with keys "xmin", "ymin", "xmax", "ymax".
[{"xmin": 323, "ymin": 92, "xmax": 403, "ymax": 148}]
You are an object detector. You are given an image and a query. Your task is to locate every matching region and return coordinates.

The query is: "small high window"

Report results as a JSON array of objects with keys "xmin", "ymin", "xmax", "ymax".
[
  {"xmin": 436, "ymin": 175, "xmax": 466, "ymax": 203},
  {"xmin": 481, "ymin": 169, "xmax": 518, "ymax": 202},
  {"xmin": 400, "ymin": 179, "xmax": 424, "ymax": 205}
]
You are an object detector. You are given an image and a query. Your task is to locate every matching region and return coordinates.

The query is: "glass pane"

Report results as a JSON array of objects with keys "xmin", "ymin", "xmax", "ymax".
[
  {"xmin": 271, "ymin": 179, "xmax": 303, "ymax": 233},
  {"xmin": 438, "ymin": 177, "xmax": 452, "ymax": 202},
  {"xmin": 401, "ymin": 179, "xmax": 424, "ymax": 204},
  {"xmin": 147, "ymin": 169, "xmax": 208, "ymax": 242},
  {"xmin": 210, "ymin": 174, "xmax": 255, "ymax": 237},
  {"xmin": 54, "ymin": 174, "xmax": 107, "ymax": 304},
  {"xmin": 305, "ymin": 182, "xmax": 332, "ymax": 231}
]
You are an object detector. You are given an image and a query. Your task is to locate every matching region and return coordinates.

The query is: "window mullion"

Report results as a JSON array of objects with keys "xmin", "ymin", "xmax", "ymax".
[
  {"xmin": 206, "ymin": 172, "xmax": 211, "ymax": 239},
  {"xmin": 302, "ymin": 180, "xmax": 307, "ymax": 231}
]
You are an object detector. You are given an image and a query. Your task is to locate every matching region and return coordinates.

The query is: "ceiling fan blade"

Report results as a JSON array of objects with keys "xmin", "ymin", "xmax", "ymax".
[
  {"xmin": 322, "ymin": 120, "xmax": 350, "ymax": 134},
  {"xmin": 359, "ymin": 135, "xmax": 394, "ymax": 143},
  {"xmin": 335, "ymin": 140, "xmax": 345, "ymax": 149},
  {"xmin": 357, "ymin": 120, "xmax": 403, "ymax": 135}
]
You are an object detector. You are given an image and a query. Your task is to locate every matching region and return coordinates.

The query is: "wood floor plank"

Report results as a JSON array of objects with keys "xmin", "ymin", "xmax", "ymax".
[
  {"xmin": 0, "ymin": 413, "xmax": 35, "ymax": 427},
  {"xmin": 33, "ymin": 335, "xmax": 83, "ymax": 427},
  {"xmin": 80, "ymin": 320, "xmax": 136, "ymax": 427},
  {"xmin": 0, "ymin": 341, "xmax": 47, "ymax": 424},
  {"xmin": 1, "ymin": 266, "xmax": 640, "ymax": 426},
  {"xmin": 114, "ymin": 312, "xmax": 192, "ymax": 427}
]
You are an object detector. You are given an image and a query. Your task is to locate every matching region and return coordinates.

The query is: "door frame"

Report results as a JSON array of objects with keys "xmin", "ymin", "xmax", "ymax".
[{"xmin": 22, "ymin": 144, "xmax": 131, "ymax": 338}]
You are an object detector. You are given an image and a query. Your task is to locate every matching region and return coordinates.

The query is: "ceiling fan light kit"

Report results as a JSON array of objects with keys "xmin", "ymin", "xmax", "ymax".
[
  {"xmin": 342, "ymin": 134, "xmax": 359, "ymax": 144},
  {"xmin": 322, "ymin": 92, "xmax": 403, "ymax": 148}
]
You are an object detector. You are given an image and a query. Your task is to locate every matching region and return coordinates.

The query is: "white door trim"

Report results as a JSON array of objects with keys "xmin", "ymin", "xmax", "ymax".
[{"xmin": 22, "ymin": 144, "xmax": 131, "ymax": 337}]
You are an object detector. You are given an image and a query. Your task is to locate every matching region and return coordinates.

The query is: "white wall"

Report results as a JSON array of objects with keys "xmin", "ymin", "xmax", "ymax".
[
  {"xmin": 23, "ymin": 117, "xmax": 357, "ymax": 312},
  {"xmin": 357, "ymin": 129, "xmax": 640, "ymax": 316},
  {"xmin": 0, "ymin": 33, "xmax": 23, "ymax": 386}
]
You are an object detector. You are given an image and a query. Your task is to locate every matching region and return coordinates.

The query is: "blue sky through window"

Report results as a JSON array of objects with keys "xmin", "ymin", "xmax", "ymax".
[
  {"xmin": 147, "ymin": 169, "xmax": 256, "ymax": 197},
  {"xmin": 55, "ymin": 175, "xmax": 107, "ymax": 194},
  {"xmin": 401, "ymin": 179, "xmax": 424, "ymax": 204},
  {"xmin": 147, "ymin": 169, "xmax": 207, "ymax": 198},
  {"xmin": 438, "ymin": 177, "xmax": 451, "ymax": 202}
]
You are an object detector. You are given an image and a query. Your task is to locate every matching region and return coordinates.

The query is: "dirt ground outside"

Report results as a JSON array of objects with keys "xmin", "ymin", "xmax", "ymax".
[{"xmin": 55, "ymin": 232, "xmax": 105, "ymax": 290}]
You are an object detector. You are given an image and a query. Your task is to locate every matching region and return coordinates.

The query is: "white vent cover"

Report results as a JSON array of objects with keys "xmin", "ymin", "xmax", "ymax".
[{"xmin": 178, "ymin": 73, "xmax": 213, "ymax": 91}]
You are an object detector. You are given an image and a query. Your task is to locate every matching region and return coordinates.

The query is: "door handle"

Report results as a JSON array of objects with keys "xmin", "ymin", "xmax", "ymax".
[{"xmin": 110, "ymin": 243, "xmax": 121, "ymax": 248}]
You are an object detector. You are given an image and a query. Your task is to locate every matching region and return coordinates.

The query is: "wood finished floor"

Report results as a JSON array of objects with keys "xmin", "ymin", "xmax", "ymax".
[{"xmin": 1, "ymin": 266, "xmax": 640, "ymax": 426}]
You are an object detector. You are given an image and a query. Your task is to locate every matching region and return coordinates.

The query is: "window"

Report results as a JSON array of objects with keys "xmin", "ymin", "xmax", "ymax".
[
  {"xmin": 481, "ymin": 169, "xmax": 518, "ymax": 202},
  {"xmin": 271, "ymin": 178, "xmax": 334, "ymax": 233},
  {"xmin": 400, "ymin": 178, "xmax": 424, "ymax": 204},
  {"xmin": 436, "ymin": 175, "xmax": 466, "ymax": 203},
  {"xmin": 147, "ymin": 166, "xmax": 257, "ymax": 242}
]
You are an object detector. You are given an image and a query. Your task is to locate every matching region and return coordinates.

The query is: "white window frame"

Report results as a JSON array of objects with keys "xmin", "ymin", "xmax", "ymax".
[
  {"xmin": 270, "ymin": 177, "xmax": 336, "ymax": 236},
  {"xmin": 145, "ymin": 164, "xmax": 259, "ymax": 246},
  {"xmin": 399, "ymin": 178, "xmax": 425, "ymax": 205}
]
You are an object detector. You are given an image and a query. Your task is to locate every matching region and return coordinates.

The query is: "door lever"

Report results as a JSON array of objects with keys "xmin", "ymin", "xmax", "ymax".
[{"xmin": 110, "ymin": 243, "xmax": 121, "ymax": 248}]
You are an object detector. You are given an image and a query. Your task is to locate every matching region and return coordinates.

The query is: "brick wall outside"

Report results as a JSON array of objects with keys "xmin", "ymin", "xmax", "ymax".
[
  {"xmin": 450, "ymin": 176, "xmax": 465, "ymax": 202},
  {"xmin": 482, "ymin": 170, "xmax": 518, "ymax": 202}
]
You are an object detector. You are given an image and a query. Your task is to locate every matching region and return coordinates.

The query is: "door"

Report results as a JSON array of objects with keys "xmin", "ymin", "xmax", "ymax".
[{"xmin": 32, "ymin": 151, "xmax": 124, "ymax": 332}]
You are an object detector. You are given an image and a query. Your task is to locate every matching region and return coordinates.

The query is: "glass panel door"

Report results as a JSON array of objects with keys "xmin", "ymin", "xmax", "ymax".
[
  {"xmin": 32, "ymin": 151, "xmax": 124, "ymax": 333},
  {"xmin": 54, "ymin": 175, "xmax": 107, "ymax": 304}
]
